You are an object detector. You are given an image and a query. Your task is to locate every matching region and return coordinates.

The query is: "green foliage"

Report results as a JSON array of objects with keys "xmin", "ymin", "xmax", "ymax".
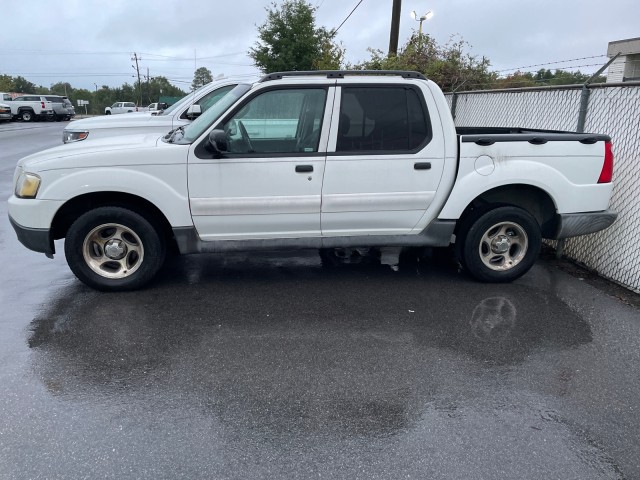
[
  {"xmin": 50, "ymin": 82, "xmax": 72, "ymax": 96},
  {"xmin": 351, "ymin": 34, "xmax": 497, "ymax": 92},
  {"xmin": 495, "ymin": 68, "xmax": 607, "ymax": 89},
  {"xmin": 0, "ymin": 74, "xmax": 13, "ymax": 91},
  {"xmin": 12, "ymin": 76, "xmax": 38, "ymax": 93},
  {"xmin": 249, "ymin": 0, "xmax": 344, "ymax": 73},
  {"xmin": 192, "ymin": 67, "xmax": 213, "ymax": 90}
]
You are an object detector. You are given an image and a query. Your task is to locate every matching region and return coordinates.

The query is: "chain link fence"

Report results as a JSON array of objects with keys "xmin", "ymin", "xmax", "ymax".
[{"xmin": 445, "ymin": 82, "xmax": 640, "ymax": 293}]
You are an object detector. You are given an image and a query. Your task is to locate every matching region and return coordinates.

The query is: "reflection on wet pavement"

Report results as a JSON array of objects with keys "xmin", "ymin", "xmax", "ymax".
[{"xmin": 11, "ymin": 250, "xmax": 629, "ymax": 478}]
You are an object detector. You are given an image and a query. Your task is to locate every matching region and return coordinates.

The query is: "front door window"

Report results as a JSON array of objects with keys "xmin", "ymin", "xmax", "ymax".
[{"xmin": 222, "ymin": 88, "xmax": 327, "ymax": 154}]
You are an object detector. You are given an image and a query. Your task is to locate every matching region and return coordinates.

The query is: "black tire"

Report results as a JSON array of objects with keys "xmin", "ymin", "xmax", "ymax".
[
  {"xmin": 20, "ymin": 110, "xmax": 34, "ymax": 122},
  {"xmin": 54, "ymin": 113, "xmax": 61, "ymax": 122},
  {"xmin": 105, "ymin": 111, "xmax": 111, "ymax": 115},
  {"xmin": 457, "ymin": 206, "xmax": 541, "ymax": 283},
  {"xmin": 64, "ymin": 207, "xmax": 166, "ymax": 291}
]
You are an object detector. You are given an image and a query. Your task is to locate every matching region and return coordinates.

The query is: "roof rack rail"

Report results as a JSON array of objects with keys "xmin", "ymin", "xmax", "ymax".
[{"xmin": 259, "ymin": 70, "xmax": 427, "ymax": 82}]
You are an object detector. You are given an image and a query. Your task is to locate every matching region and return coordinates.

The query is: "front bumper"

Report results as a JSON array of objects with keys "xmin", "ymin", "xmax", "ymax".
[
  {"xmin": 553, "ymin": 210, "xmax": 618, "ymax": 239},
  {"xmin": 8, "ymin": 214, "xmax": 54, "ymax": 256}
]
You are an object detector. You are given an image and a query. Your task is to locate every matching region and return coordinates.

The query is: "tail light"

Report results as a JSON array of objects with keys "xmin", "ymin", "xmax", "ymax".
[
  {"xmin": 598, "ymin": 141, "xmax": 614, "ymax": 183},
  {"xmin": 41, "ymin": 101, "xmax": 46, "ymax": 109}
]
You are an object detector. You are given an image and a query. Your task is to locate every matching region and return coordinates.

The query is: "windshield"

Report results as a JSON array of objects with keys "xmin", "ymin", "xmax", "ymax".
[
  {"xmin": 158, "ymin": 81, "xmax": 221, "ymax": 117},
  {"xmin": 174, "ymin": 83, "xmax": 252, "ymax": 144}
]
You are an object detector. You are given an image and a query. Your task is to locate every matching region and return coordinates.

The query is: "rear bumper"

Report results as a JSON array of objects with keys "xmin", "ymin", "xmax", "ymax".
[
  {"xmin": 8, "ymin": 214, "xmax": 54, "ymax": 256},
  {"xmin": 553, "ymin": 210, "xmax": 617, "ymax": 239}
]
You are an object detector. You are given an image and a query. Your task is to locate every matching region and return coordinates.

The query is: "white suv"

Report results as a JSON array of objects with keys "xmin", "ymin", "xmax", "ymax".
[{"xmin": 105, "ymin": 102, "xmax": 137, "ymax": 115}]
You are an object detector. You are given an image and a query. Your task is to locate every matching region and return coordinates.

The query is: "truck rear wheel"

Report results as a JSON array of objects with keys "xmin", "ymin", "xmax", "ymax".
[
  {"xmin": 458, "ymin": 206, "xmax": 541, "ymax": 283},
  {"xmin": 64, "ymin": 207, "xmax": 166, "ymax": 291}
]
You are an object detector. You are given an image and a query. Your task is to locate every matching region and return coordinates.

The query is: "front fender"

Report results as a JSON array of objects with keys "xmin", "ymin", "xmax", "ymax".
[{"xmin": 38, "ymin": 165, "xmax": 192, "ymax": 227}]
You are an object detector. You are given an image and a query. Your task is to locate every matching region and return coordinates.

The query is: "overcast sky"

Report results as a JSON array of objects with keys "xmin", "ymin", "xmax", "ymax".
[{"xmin": 2, "ymin": 0, "xmax": 638, "ymax": 92}]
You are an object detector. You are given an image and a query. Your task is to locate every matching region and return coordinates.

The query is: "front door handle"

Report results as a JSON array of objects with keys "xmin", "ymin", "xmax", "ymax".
[
  {"xmin": 296, "ymin": 165, "xmax": 313, "ymax": 173},
  {"xmin": 414, "ymin": 162, "xmax": 431, "ymax": 170}
]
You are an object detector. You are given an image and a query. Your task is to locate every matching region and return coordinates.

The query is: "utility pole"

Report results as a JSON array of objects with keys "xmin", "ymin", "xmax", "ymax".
[
  {"xmin": 146, "ymin": 67, "xmax": 150, "ymax": 105},
  {"xmin": 388, "ymin": 0, "xmax": 402, "ymax": 56},
  {"xmin": 131, "ymin": 52, "xmax": 142, "ymax": 107}
]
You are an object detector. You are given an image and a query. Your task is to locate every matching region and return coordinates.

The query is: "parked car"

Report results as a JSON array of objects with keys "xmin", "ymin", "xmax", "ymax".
[
  {"xmin": 43, "ymin": 95, "xmax": 75, "ymax": 121},
  {"xmin": 63, "ymin": 79, "xmax": 239, "ymax": 143},
  {"xmin": 4, "ymin": 95, "xmax": 54, "ymax": 122},
  {"xmin": 0, "ymin": 103, "xmax": 11, "ymax": 122},
  {"xmin": 9, "ymin": 70, "xmax": 617, "ymax": 291},
  {"xmin": 104, "ymin": 102, "xmax": 137, "ymax": 115}
]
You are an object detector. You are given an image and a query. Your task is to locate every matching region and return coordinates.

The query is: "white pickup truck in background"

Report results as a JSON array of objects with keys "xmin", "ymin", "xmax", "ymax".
[
  {"xmin": 62, "ymin": 79, "xmax": 240, "ymax": 143},
  {"xmin": 9, "ymin": 71, "xmax": 616, "ymax": 291},
  {"xmin": 104, "ymin": 102, "xmax": 137, "ymax": 115},
  {"xmin": 0, "ymin": 93, "xmax": 54, "ymax": 122}
]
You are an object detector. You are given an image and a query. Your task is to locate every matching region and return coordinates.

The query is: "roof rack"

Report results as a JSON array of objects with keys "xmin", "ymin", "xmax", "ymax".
[{"xmin": 259, "ymin": 70, "xmax": 427, "ymax": 82}]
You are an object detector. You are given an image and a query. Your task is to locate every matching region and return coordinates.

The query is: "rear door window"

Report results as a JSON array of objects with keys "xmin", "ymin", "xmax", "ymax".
[{"xmin": 336, "ymin": 86, "xmax": 431, "ymax": 153}]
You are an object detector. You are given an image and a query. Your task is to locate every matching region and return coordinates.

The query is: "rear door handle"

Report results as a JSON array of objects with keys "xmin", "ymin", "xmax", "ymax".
[
  {"xmin": 414, "ymin": 162, "xmax": 431, "ymax": 170},
  {"xmin": 296, "ymin": 165, "xmax": 313, "ymax": 173}
]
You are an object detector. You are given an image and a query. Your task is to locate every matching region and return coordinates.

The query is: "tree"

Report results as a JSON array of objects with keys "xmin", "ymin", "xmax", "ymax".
[
  {"xmin": 12, "ymin": 76, "xmax": 38, "ymax": 93},
  {"xmin": 0, "ymin": 74, "xmax": 14, "ymax": 92},
  {"xmin": 192, "ymin": 67, "xmax": 213, "ymax": 90},
  {"xmin": 50, "ymin": 82, "xmax": 73, "ymax": 96},
  {"xmin": 352, "ymin": 33, "xmax": 496, "ymax": 92},
  {"xmin": 148, "ymin": 76, "xmax": 186, "ymax": 104},
  {"xmin": 249, "ymin": 0, "xmax": 343, "ymax": 73},
  {"xmin": 494, "ymin": 68, "xmax": 607, "ymax": 89}
]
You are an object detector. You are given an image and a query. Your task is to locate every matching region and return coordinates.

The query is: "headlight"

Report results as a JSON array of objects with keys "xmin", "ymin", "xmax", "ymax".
[
  {"xmin": 63, "ymin": 130, "xmax": 89, "ymax": 143},
  {"xmin": 15, "ymin": 172, "xmax": 41, "ymax": 198}
]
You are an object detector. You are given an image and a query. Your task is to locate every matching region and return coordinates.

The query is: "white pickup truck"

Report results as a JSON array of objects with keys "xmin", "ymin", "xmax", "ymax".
[
  {"xmin": 1, "ymin": 93, "xmax": 54, "ymax": 122},
  {"xmin": 8, "ymin": 71, "xmax": 617, "ymax": 291},
  {"xmin": 63, "ymin": 79, "xmax": 240, "ymax": 143}
]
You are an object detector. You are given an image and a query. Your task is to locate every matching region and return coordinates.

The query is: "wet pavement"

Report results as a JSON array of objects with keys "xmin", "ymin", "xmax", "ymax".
[{"xmin": 1, "ymin": 123, "xmax": 640, "ymax": 479}]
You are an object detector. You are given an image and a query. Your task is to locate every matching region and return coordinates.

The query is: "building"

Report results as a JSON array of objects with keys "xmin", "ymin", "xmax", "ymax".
[{"xmin": 607, "ymin": 37, "xmax": 640, "ymax": 83}]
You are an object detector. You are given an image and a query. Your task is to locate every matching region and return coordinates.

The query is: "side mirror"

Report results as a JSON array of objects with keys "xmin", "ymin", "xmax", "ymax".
[
  {"xmin": 207, "ymin": 129, "xmax": 228, "ymax": 157},
  {"xmin": 186, "ymin": 104, "xmax": 202, "ymax": 119}
]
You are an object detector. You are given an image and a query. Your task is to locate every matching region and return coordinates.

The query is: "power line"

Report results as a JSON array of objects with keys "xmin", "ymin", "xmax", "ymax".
[
  {"xmin": 333, "ymin": 0, "xmax": 365, "ymax": 35},
  {"xmin": 501, "ymin": 62, "xmax": 610, "ymax": 75}
]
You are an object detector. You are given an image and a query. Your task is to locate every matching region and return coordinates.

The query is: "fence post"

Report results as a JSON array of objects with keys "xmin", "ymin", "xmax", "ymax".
[
  {"xmin": 450, "ymin": 92, "xmax": 458, "ymax": 121},
  {"xmin": 558, "ymin": 54, "xmax": 621, "ymax": 259},
  {"xmin": 576, "ymin": 86, "xmax": 590, "ymax": 134}
]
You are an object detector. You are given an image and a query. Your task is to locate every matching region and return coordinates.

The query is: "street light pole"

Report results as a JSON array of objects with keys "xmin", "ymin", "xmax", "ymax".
[{"xmin": 410, "ymin": 9, "xmax": 434, "ymax": 44}]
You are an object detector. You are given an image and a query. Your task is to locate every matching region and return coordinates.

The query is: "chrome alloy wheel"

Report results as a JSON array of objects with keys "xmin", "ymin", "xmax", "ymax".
[
  {"xmin": 82, "ymin": 223, "xmax": 144, "ymax": 279},
  {"xmin": 478, "ymin": 221, "xmax": 528, "ymax": 271}
]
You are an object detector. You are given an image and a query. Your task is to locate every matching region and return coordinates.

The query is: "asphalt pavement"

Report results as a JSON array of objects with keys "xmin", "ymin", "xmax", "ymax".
[{"xmin": 1, "ymin": 122, "xmax": 639, "ymax": 479}]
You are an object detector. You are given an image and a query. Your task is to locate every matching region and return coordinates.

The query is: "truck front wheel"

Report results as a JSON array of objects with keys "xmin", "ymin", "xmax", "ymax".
[
  {"xmin": 64, "ymin": 207, "xmax": 166, "ymax": 291},
  {"xmin": 458, "ymin": 206, "xmax": 541, "ymax": 283}
]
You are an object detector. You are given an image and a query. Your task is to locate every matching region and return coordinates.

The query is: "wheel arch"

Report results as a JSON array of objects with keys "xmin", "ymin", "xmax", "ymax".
[
  {"xmin": 51, "ymin": 192, "xmax": 176, "ymax": 249},
  {"xmin": 455, "ymin": 184, "xmax": 558, "ymax": 238}
]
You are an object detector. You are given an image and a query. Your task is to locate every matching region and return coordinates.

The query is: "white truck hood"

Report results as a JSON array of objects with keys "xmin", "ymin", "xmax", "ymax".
[
  {"xmin": 66, "ymin": 112, "xmax": 173, "ymax": 130},
  {"xmin": 18, "ymin": 132, "xmax": 167, "ymax": 170}
]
